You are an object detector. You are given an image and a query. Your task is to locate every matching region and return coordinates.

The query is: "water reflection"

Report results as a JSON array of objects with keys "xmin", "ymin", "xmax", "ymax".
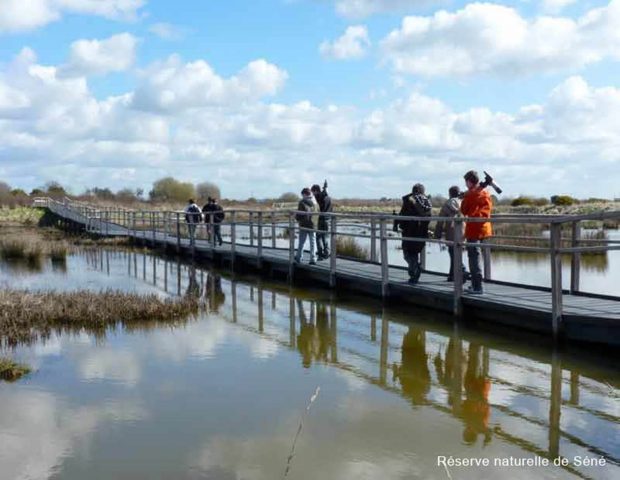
[{"xmin": 1, "ymin": 248, "xmax": 619, "ymax": 479}]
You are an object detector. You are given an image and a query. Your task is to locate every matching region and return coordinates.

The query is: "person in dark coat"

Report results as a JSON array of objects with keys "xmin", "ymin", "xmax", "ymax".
[
  {"xmin": 396, "ymin": 183, "xmax": 432, "ymax": 284},
  {"xmin": 311, "ymin": 183, "xmax": 333, "ymax": 260},
  {"xmin": 202, "ymin": 197, "xmax": 225, "ymax": 246}
]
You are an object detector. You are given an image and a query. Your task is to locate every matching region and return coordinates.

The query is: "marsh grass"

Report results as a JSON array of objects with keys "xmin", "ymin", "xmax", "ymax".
[
  {"xmin": 0, "ymin": 206, "xmax": 44, "ymax": 227},
  {"xmin": 335, "ymin": 236, "xmax": 370, "ymax": 261},
  {"xmin": 0, "ymin": 290, "xmax": 200, "ymax": 347},
  {"xmin": 0, "ymin": 357, "xmax": 31, "ymax": 382}
]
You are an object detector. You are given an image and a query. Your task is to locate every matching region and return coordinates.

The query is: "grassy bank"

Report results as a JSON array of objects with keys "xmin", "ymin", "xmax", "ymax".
[
  {"xmin": 0, "ymin": 357, "xmax": 31, "ymax": 382},
  {"xmin": 0, "ymin": 206, "xmax": 44, "ymax": 226},
  {"xmin": 0, "ymin": 290, "xmax": 200, "ymax": 347}
]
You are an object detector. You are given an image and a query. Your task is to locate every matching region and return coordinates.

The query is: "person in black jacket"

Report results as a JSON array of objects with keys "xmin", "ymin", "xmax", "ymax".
[
  {"xmin": 396, "ymin": 183, "xmax": 432, "ymax": 284},
  {"xmin": 202, "ymin": 197, "xmax": 225, "ymax": 246},
  {"xmin": 311, "ymin": 183, "xmax": 333, "ymax": 260}
]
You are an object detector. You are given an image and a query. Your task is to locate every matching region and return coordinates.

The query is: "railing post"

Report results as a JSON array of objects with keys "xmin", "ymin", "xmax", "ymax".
[
  {"xmin": 271, "ymin": 211, "xmax": 276, "ymax": 249},
  {"xmin": 209, "ymin": 213, "xmax": 215, "ymax": 249},
  {"xmin": 230, "ymin": 211, "xmax": 237, "ymax": 266},
  {"xmin": 249, "ymin": 212, "xmax": 255, "ymax": 247},
  {"xmin": 550, "ymin": 222, "xmax": 563, "ymax": 340},
  {"xmin": 380, "ymin": 217, "xmax": 389, "ymax": 298},
  {"xmin": 453, "ymin": 219, "xmax": 464, "ymax": 316},
  {"xmin": 420, "ymin": 243, "xmax": 427, "ymax": 270},
  {"xmin": 151, "ymin": 212, "xmax": 155, "ymax": 243},
  {"xmin": 176, "ymin": 212, "xmax": 181, "ymax": 253},
  {"xmin": 105, "ymin": 211, "xmax": 109, "ymax": 235},
  {"xmin": 370, "ymin": 217, "xmax": 377, "ymax": 263},
  {"xmin": 483, "ymin": 247, "xmax": 492, "ymax": 280},
  {"xmin": 257, "ymin": 211, "xmax": 263, "ymax": 268},
  {"xmin": 142, "ymin": 211, "xmax": 146, "ymax": 240},
  {"xmin": 329, "ymin": 215, "xmax": 337, "ymax": 287},
  {"xmin": 570, "ymin": 221, "xmax": 581, "ymax": 294},
  {"xmin": 288, "ymin": 211, "xmax": 295, "ymax": 281}
]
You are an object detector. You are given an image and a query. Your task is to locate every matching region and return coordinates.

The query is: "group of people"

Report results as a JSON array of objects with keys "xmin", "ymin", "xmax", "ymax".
[
  {"xmin": 182, "ymin": 169, "xmax": 491, "ymax": 295},
  {"xmin": 294, "ymin": 183, "xmax": 333, "ymax": 265},
  {"xmin": 184, "ymin": 197, "xmax": 225, "ymax": 246},
  {"xmin": 396, "ymin": 169, "xmax": 493, "ymax": 294}
]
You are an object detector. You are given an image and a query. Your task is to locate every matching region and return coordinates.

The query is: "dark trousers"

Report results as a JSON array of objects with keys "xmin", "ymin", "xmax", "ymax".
[
  {"xmin": 447, "ymin": 246, "xmax": 467, "ymax": 280},
  {"xmin": 316, "ymin": 231, "xmax": 329, "ymax": 257},
  {"xmin": 466, "ymin": 239, "xmax": 485, "ymax": 291},
  {"xmin": 404, "ymin": 248, "xmax": 422, "ymax": 282},
  {"xmin": 213, "ymin": 224, "xmax": 222, "ymax": 246}
]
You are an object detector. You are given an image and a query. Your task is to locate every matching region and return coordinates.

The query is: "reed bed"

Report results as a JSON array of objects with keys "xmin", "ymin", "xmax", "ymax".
[
  {"xmin": 0, "ymin": 290, "xmax": 200, "ymax": 347},
  {"xmin": 0, "ymin": 357, "xmax": 31, "ymax": 382},
  {"xmin": 335, "ymin": 236, "xmax": 370, "ymax": 261},
  {"xmin": 0, "ymin": 206, "xmax": 44, "ymax": 226}
]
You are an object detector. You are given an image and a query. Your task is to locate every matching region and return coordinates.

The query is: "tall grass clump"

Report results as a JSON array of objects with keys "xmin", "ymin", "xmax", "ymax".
[
  {"xmin": 0, "ymin": 290, "xmax": 200, "ymax": 347},
  {"xmin": 0, "ymin": 357, "xmax": 31, "ymax": 382},
  {"xmin": 335, "ymin": 236, "xmax": 370, "ymax": 261}
]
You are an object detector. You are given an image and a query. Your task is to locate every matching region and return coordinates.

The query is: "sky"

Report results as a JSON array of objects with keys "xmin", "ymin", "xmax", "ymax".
[{"xmin": 0, "ymin": 0, "xmax": 619, "ymax": 199}]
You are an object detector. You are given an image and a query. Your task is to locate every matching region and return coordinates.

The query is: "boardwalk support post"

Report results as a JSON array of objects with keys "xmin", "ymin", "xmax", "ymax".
[
  {"xmin": 288, "ymin": 211, "xmax": 295, "ymax": 282},
  {"xmin": 230, "ymin": 211, "xmax": 237, "ymax": 268},
  {"xmin": 453, "ymin": 219, "xmax": 464, "ymax": 317},
  {"xmin": 176, "ymin": 212, "xmax": 181, "ymax": 253},
  {"xmin": 271, "ymin": 211, "xmax": 276, "ymax": 249},
  {"xmin": 329, "ymin": 215, "xmax": 337, "ymax": 287},
  {"xmin": 550, "ymin": 222, "xmax": 563, "ymax": 340},
  {"xmin": 257, "ymin": 211, "xmax": 263, "ymax": 269},
  {"xmin": 370, "ymin": 217, "xmax": 377, "ymax": 263},
  {"xmin": 570, "ymin": 221, "xmax": 581, "ymax": 294},
  {"xmin": 380, "ymin": 218, "xmax": 389, "ymax": 298},
  {"xmin": 483, "ymin": 247, "xmax": 492, "ymax": 280}
]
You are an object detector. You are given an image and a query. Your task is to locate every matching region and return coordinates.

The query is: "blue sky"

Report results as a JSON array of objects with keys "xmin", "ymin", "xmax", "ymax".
[{"xmin": 1, "ymin": 0, "xmax": 619, "ymax": 198}]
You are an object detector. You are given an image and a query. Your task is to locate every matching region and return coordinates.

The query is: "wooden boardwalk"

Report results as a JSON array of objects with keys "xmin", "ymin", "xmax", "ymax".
[{"xmin": 37, "ymin": 198, "xmax": 620, "ymax": 348}]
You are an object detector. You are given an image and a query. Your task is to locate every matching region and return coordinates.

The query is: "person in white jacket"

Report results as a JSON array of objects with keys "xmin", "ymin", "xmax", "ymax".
[{"xmin": 184, "ymin": 199, "xmax": 203, "ymax": 246}]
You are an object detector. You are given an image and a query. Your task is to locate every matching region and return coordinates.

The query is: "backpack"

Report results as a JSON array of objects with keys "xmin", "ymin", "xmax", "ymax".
[{"xmin": 186, "ymin": 204, "xmax": 202, "ymax": 223}]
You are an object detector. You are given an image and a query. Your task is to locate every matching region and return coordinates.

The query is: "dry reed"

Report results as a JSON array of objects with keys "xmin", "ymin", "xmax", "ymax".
[{"xmin": 0, "ymin": 357, "xmax": 31, "ymax": 382}]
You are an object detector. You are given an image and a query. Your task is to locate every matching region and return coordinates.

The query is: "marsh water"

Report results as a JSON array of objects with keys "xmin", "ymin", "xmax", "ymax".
[{"xmin": 1, "ymin": 248, "xmax": 619, "ymax": 480}]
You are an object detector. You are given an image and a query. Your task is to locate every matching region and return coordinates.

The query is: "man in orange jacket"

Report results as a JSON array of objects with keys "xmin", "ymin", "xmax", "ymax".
[{"xmin": 460, "ymin": 171, "xmax": 493, "ymax": 294}]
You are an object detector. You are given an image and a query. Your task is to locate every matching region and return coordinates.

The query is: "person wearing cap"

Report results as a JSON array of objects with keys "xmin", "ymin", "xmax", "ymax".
[
  {"xmin": 460, "ymin": 170, "xmax": 493, "ymax": 294},
  {"xmin": 311, "ymin": 183, "xmax": 332, "ymax": 260},
  {"xmin": 295, "ymin": 187, "xmax": 319, "ymax": 265},
  {"xmin": 396, "ymin": 183, "xmax": 432, "ymax": 284},
  {"xmin": 435, "ymin": 186, "xmax": 468, "ymax": 282}
]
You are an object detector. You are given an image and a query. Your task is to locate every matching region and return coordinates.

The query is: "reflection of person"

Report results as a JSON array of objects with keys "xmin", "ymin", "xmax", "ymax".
[
  {"xmin": 461, "ymin": 171, "xmax": 493, "ymax": 294},
  {"xmin": 205, "ymin": 272, "xmax": 226, "ymax": 312},
  {"xmin": 394, "ymin": 327, "xmax": 431, "ymax": 405},
  {"xmin": 396, "ymin": 184, "xmax": 432, "ymax": 284},
  {"xmin": 462, "ymin": 343, "xmax": 491, "ymax": 446},
  {"xmin": 186, "ymin": 265, "xmax": 200, "ymax": 298},
  {"xmin": 314, "ymin": 302, "xmax": 332, "ymax": 363},
  {"xmin": 296, "ymin": 299, "xmax": 317, "ymax": 368}
]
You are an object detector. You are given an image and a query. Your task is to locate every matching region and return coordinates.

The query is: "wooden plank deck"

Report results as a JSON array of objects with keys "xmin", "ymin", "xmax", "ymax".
[{"xmin": 45, "ymin": 209, "xmax": 620, "ymax": 347}]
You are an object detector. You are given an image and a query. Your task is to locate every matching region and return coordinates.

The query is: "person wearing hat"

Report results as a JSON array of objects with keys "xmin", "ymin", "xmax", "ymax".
[
  {"xmin": 396, "ymin": 183, "xmax": 432, "ymax": 284},
  {"xmin": 435, "ymin": 186, "xmax": 468, "ymax": 281},
  {"xmin": 460, "ymin": 170, "xmax": 493, "ymax": 294}
]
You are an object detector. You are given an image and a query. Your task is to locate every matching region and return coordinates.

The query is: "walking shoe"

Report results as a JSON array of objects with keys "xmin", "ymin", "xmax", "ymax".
[
  {"xmin": 465, "ymin": 286, "xmax": 484, "ymax": 295},
  {"xmin": 309, "ymin": 260, "xmax": 317, "ymax": 265},
  {"xmin": 408, "ymin": 278, "xmax": 418, "ymax": 285}
]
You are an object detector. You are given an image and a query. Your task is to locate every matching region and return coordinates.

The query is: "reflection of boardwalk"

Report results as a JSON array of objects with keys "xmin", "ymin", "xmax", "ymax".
[
  {"xmin": 89, "ymin": 250, "xmax": 620, "ymax": 479},
  {"xmin": 42, "ymin": 198, "xmax": 620, "ymax": 348}
]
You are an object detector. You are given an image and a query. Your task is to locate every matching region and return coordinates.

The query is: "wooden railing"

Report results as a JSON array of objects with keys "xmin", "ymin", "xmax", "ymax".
[{"xmin": 33, "ymin": 197, "xmax": 620, "ymax": 338}]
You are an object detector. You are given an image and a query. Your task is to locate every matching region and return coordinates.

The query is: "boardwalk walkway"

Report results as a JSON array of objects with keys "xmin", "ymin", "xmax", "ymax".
[{"xmin": 36, "ymin": 197, "xmax": 620, "ymax": 347}]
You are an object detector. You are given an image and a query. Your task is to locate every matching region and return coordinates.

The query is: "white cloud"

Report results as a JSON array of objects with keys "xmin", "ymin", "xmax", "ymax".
[
  {"xmin": 381, "ymin": 1, "xmax": 620, "ymax": 77},
  {"xmin": 0, "ymin": 0, "xmax": 145, "ymax": 33},
  {"xmin": 61, "ymin": 33, "xmax": 138, "ymax": 77},
  {"xmin": 1, "ymin": 47, "xmax": 619, "ymax": 198},
  {"xmin": 333, "ymin": 0, "xmax": 440, "ymax": 18},
  {"xmin": 542, "ymin": 0, "xmax": 577, "ymax": 13},
  {"xmin": 149, "ymin": 22, "xmax": 186, "ymax": 40},
  {"xmin": 320, "ymin": 25, "xmax": 371, "ymax": 60},
  {"xmin": 131, "ymin": 56, "xmax": 288, "ymax": 113}
]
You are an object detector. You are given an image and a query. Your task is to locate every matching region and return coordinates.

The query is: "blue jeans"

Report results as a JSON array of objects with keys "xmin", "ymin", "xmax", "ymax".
[
  {"xmin": 296, "ymin": 229, "xmax": 317, "ymax": 263},
  {"xmin": 187, "ymin": 223, "xmax": 197, "ymax": 245},
  {"xmin": 466, "ymin": 239, "xmax": 485, "ymax": 291}
]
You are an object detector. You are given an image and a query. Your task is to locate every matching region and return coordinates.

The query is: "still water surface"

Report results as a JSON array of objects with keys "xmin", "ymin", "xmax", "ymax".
[{"xmin": 0, "ymin": 249, "xmax": 619, "ymax": 480}]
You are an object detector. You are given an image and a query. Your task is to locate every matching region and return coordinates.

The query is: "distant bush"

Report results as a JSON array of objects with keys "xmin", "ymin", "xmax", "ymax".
[
  {"xmin": 149, "ymin": 177, "xmax": 195, "ymax": 203},
  {"xmin": 551, "ymin": 195, "xmax": 578, "ymax": 206},
  {"xmin": 511, "ymin": 196, "xmax": 549, "ymax": 207},
  {"xmin": 278, "ymin": 192, "xmax": 299, "ymax": 203},
  {"xmin": 196, "ymin": 181, "xmax": 221, "ymax": 201}
]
